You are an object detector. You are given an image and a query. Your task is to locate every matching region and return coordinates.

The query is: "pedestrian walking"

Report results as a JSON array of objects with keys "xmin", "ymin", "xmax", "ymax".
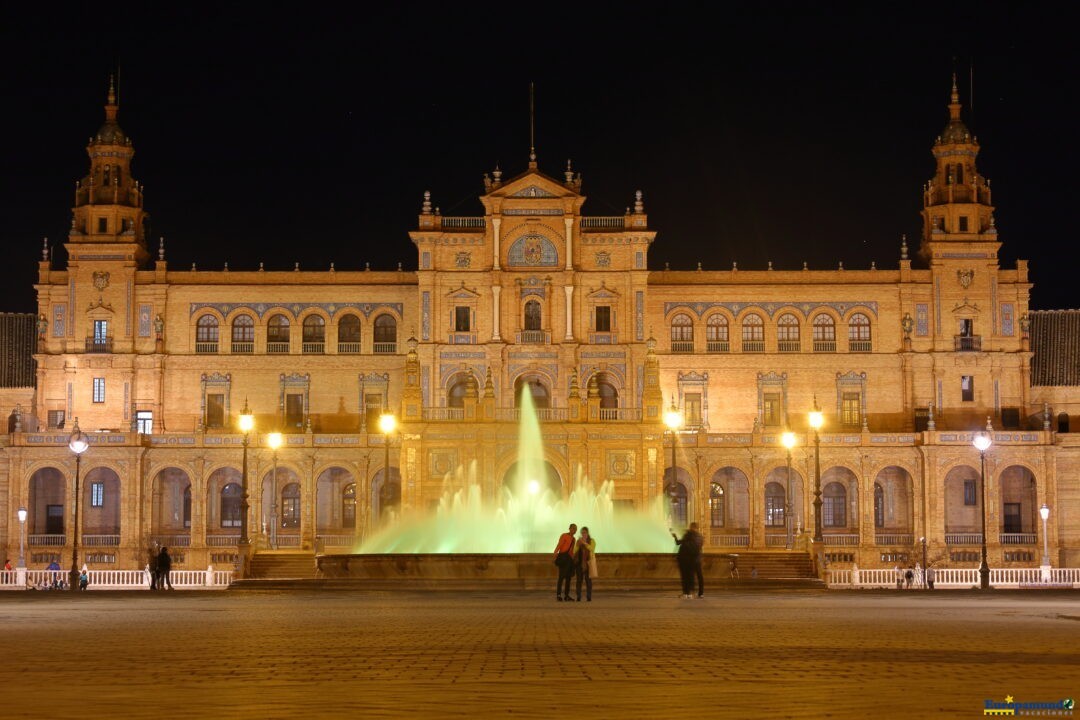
[
  {"xmin": 78, "ymin": 569, "xmax": 89, "ymax": 591},
  {"xmin": 904, "ymin": 566, "xmax": 914, "ymax": 589},
  {"xmin": 672, "ymin": 522, "xmax": 705, "ymax": 598},
  {"xmin": 148, "ymin": 546, "xmax": 159, "ymax": 590},
  {"xmin": 574, "ymin": 527, "xmax": 597, "ymax": 602},
  {"xmin": 553, "ymin": 524, "xmax": 577, "ymax": 602},
  {"xmin": 926, "ymin": 565, "xmax": 936, "ymax": 590},
  {"xmin": 158, "ymin": 546, "xmax": 174, "ymax": 590},
  {"xmin": 895, "ymin": 565, "xmax": 903, "ymax": 590}
]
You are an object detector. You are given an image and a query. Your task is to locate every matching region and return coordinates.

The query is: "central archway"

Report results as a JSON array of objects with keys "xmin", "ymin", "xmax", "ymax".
[{"xmin": 502, "ymin": 460, "xmax": 561, "ymax": 498}]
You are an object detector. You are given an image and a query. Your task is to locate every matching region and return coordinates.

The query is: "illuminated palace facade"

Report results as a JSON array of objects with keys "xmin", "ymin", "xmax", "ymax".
[{"xmin": 1, "ymin": 80, "xmax": 1078, "ymax": 573}]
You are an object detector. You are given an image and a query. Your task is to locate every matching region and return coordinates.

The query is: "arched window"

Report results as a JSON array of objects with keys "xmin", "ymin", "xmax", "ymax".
[
  {"xmin": 765, "ymin": 481, "xmax": 785, "ymax": 527},
  {"xmin": 338, "ymin": 314, "xmax": 361, "ymax": 350},
  {"xmin": 813, "ymin": 314, "xmax": 836, "ymax": 351},
  {"xmin": 597, "ymin": 379, "xmax": 618, "ymax": 410},
  {"xmin": 220, "ymin": 482, "xmax": 242, "ymax": 528},
  {"xmin": 514, "ymin": 376, "xmax": 550, "ymax": 409},
  {"xmin": 777, "ymin": 313, "xmax": 800, "ymax": 352},
  {"xmin": 231, "ymin": 315, "xmax": 254, "ymax": 353},
  {"xmin": 670, "ymin": 314, "xmax": 693, "ymax": 352},
  {"xmin": 741, "ymin": 314, "xmax": 764, "ymax": 352},
  {"xmin": 373, "ymin": 314, "xmax": 397, "ymax": 353},
  {"xmin": 342, "ymin": 483, "xmax": 356, "ymax": 529},
  {"xmin": 849, "ymin": 313, "xmax": 871, "ymax": 352},
  {"xmin": 706, "ymin": 315, "xmax": 729, "ymax": 352},
  {"xmin": 267, "ymin": 314, "xmax": 290, "ymax": 352},
  {"xmin": 196, "ymin": 315, "xmax": 219, "ymax": 353},
  {"xmin": 823, "ymin": 482, "xmax": 847, "ymax": 527},
  {"xmin": 281, "ymin": 483, "xmax": 301, "ymax": 528},
  {"xmin": 666, "ymin": 481, "xmax": 688, "ymax": 528},
  {"xmin": 447, "ymin": 374, "xmax": 473, "ymax": 409},
  {"xmin": 524, "ymin": 300, "xmax": 542, "ymax": 331},
  {"xmin": 709, "ymin": 482, "xmax": 725, "ymax": 528},
  {"xmin": 874, "ymin": 483, "xmax": 884, "ymax": 528},
  {"xmin": 302, "ymin": 315, "xmax": 325, "ymax": 352},
  {"xmin": 183, "ymin": 485, "xmax": 192, "ymax": 528}
]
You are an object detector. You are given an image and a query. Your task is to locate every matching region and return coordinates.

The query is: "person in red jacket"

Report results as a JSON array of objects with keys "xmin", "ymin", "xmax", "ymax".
[{"xmin": 553, "ymin": 524, "xmax": 577, "ymax": 601}]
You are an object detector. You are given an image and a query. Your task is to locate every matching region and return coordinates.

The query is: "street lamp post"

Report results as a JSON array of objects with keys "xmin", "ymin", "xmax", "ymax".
[
  {"xmin": 267, "ymin": 432, "xmax": 283, "ymax": 550},
  {"xmin": 379, "ymin": 412, "xmax": 397, "ymax": 511},
  {"xmin": 920, "ymin": 536, "xmax": 928, "ymax": 591},
  {"xmin": 67, "ymin": 419, "xmax": 89, "ymax": 592},
  {"xmin": 781, "ymin": 430, "xmax": 797, "ymax": 550},
  {"xmin": 972, "ymin": 431, "xmax": 993, "ymax": 590},
  {"xmin": 808, "ymin": 399, "xmax": 824, "ymax": 543},
  {"xmin": 237, "ymin": 401, "xmax": 255, "ymax": 578},
  {"xmin": 663, "ymin": 397, "xmax": 683, "ymax": 524},
  {"xmin": 1039, "ymin": 503, "xmax": 1051, "ymax": 580},
  {"xmin": 16, "ymin": 507, "xmax": 27, "ymax": 569}
]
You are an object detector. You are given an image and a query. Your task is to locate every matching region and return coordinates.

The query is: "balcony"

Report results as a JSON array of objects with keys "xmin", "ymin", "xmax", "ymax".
[
  {"xmin": 954, "ymin": 335, "xmax": 982, "ymax": 351},
  {"xmin": 849, "ymin": 340, "xmax": 872, "ymax": 353},
  {"xmin": 439, "ymin": 216, "xmax": 486, "ymax": 230},
  {"xmin": 373, "ymin": 342, "xmax": 397, "ymax": 354},
  {"xmin": 777, "ymin": 340, "xmax": 800, "ymax": 353},
  {"xmin": 206, "ymin": 534, "xmax": 240, "ymax": 547},
  {"xmin": 764, "ymin": 534, "xmax": 789, "ymax": 547},
  {"xmin": 517, "ymin": 330, "xmax": 550, "ymax": 345},
  {"xmin": 580, "ymin": 216, "xmax": 627, "ymax": 231},
  {"xmin": 709, "ymin": 534, "xmax": 749, "ymax": 547},
  {"xmin": 448, "ymin": 333, "xmax": 476, "ymax": 345},
  {"xmin": 589, "ymin": 332, "xmax": 617, "ymax": 344},
  {"xmin": 423, "ymin": 407, "xmax": 465, "ymax": 421},
  {"xmin": 742, "ymin": 340, "xmax": 765, "ymax": 353},
  {"xmin": 302, "ymin": 341, "xmax": 325, "ymax": 354},
  {"xmin": 813, "ymin": 340, "xmax": 837, "ymax": 352},
  {"xmin": 823, "ymin": 533, "xmax": 860, "ymax": 546},
  {"xmin": 338, "ymin": 342, "xmax": 361, "ymax": 354},
  {"xmin": 945, "ymin": 532, "xmax": 983, "ymax": 545},
  {"xmin": 28, "ymin": 534, "xmax": 66, "ymax": 546},
  {"xmin": 706, "ymin": 340, "xmax": 730, "ymax": 353},
  {"xmin": 194, "ymin": 341, "xmax": 218, "ymax": 354},
  {"xmin": 231, "ymin": 342, "xmax": 254, "ymax": 354},
  {"xmin": 495, "ymin": 408, "xmax": 570, "ymax": 422},
  {"xmin": 670, "ymin": 340, "xmax": 694, "ymax": 354},
  {"xmin": 151, "ymin": 534, "xmax": 191, "ymax": 547},
  {"xmin": 1000, "ymin": 533, "xmax": 1037, "ymax": 544},
  {"xmin": 598, "ymin": 407, "xmax": 642, "ymax": 421},
  {"xmin": 82, "ymin": 534, "xmax": 120, "ymax": 546},
  {"xmin": 874, "ymin": 533, "xmax": 913, "ymax": 546},
  {"xmin": 267, "ymin": 342, "xmax": 290, "ymax": 354},
  {"xmin": 85, "ymin": 337, "xmax": 113, "ymax": 353}
]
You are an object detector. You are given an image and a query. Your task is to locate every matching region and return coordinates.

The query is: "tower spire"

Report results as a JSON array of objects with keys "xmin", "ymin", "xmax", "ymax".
[
  {"xmin": 528, "ymin": 82, "xmax": 537, "ymax": 168},
  {"xmin": 105, "ymin": 74, "xmax": 118, "ymax": 121},
  {"xmin": 948, "ymin": 72, "xmax": 961, "ymax": 122}
]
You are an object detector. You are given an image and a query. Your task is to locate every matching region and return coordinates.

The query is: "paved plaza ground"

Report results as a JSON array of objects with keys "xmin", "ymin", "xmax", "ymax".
[{"xmin": 1, "ymin": 588, "xmax": 1078, "ymax": 719}]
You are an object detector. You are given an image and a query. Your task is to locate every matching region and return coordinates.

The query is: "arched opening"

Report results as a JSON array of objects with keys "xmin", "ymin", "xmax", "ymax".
[
  {"xmin": 943, "ymin": 465, "xmax": 981, "ymax": 537},
  {"xmin": 820, "ymin": 467, "xmax": 858, "ymax": 531},
  {"xmin": 709, "ymin": 483, "xmax": 724, "ymax": 527},
  {"xmin": 741, "ymin": 313, "xmax": 764, "ymax": 352},
  {"xmin": 710, "ymin": 467, "xmax": 750, "ymax": 540},
  {"xmin": 220, "ymin": 482, "xmax": 242, "ymax": 529},
  {"xmin": 822, "ymin": 482, "xmax": 847, "ymax": 527},
  {"xmin": 151, "ymin": 467, "xmax": 192, "ymax": 538},
  {"xmin": 447, "ymin": 372, "xmax": 476, "ymax": 409},
  {"xmin": 82, "ymin": 467, "xmax": 121, "ymax": 540},
  {"xmin": 873, "ymin": 466, "xmax": 913, "ymax": 539},
  {"xmin": 706, "ymin": 314, "xmax": 729, "ymax": 352},
  {"xmin": 315, "ymin": 466, "xmax": 356, "ymax": 539},
  {"xmin": 372, "ymin": 467, "xmax": 402, "ymax": 521},
  {"xmin": 337, "ymin": 314, "xmax": 361, "ymax": 351},
  {"xmin": 777, "ymin": 313, "xmax": 800, "ymax": 352},
  {"xmin": 503, "ymin": 460, "xmax": 562, "ymax": 499},
  {"xmin": 763, "ymin": 466, "xmax": 803, "ymax": 541},
  {"xmin": 28, "ymin": 467, "xmax": 66, "ymax": 536},
  {"xmin": 597, "ymin": 378, "xmax": 618, "ymax": 409},
  {"xmin": 196, "ymin": 314, "xmax": 219, "ymax": 352},
  {"xmin": 999, "ymin": 465, "xmax": 1037, "ymax": 536},
  {"xmin": 267, "ymin": 314, "xmax": 290, "ymax": 352},
  {"xmin": 206, "ymin": 467, "xmax": 242, "ymax": 537},
  {"xmin": 231, "ymin": 314, "xmax": 254, "ymax": 352},
  {"xmin": 812, "ymin": 314, "xmax": 836, "ymax": 351},
  {"xmin": 281, "ymin": 483, "xmax": 301, "ymax": 529},
  {"xmin": 373, "ymin": 314, "xmax": 397, "ymax": 353},
  {"xmin": 514, "ymin": 376, "xmax": 550, "ymax": 409},
  {"xmin": 848, "ymin": 313, "xmax": 872, "ymax": 351},
  {"xmin": 260, "ymin": 466, "xmax": 301, "ymax": 545},
  {"xmin": 764, "ymin": 481, "xmax": 786, "ymax": 528},
  {"xmin": 302, "ymin": 315, "xmax": 325, "ymax": 352},
  {"xmin": 524, "ymin": 300, "xmax": 542, "ymax": 331},
  {"xmin": 670, "ymin": 313, "xmax": 693, "ymax": 352},
  {"xmin": 663, "ymin": 466, "xmax": 693, "ymax": 528}
]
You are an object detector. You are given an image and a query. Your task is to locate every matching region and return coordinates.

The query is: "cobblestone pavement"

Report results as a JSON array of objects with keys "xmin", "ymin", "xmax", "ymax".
[{"xmin": 1, "ymin": 589, "xmax": 1078, "ymax": 719}]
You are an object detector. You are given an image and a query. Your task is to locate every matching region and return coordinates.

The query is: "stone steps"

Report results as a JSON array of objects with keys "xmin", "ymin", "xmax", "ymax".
[{"xmin": 249, "ymin": 551, "xmax": 316, "ymax": 579}]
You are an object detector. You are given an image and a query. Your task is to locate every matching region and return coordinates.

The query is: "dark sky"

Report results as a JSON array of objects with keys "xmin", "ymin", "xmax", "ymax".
[{"xmin": 1, "ymin": 4, "xmax": 1076, "ymax": 311}]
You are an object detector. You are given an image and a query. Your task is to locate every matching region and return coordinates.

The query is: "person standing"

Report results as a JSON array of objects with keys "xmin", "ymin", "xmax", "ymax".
[
  {"xmin": 553, "ymin": 524, "xmax": 577, "ymax": 602},
  {"xmin": 672, "ymin": 522, "xmax": 705, "ymax": 598},
  {"xmin": 148, "ymin": 545, "xmax": 160, "ymax": 590},
  {"xmin": 904, "ymin": 566, "xmax": 914, "ymax": 589},
  {"xmin": 894, "ymin": 565, "xmax": 903, "ymax": 590},
  {"xmin": 574, "ymin": 527, "xmax": 597, "ymax": 602},
  {"xmin": 78, "ymin": 569, "xmax": 89, "ymax": 591},
  {"xmin": 925, "ymin": 565, "xmax": 936, "ymax": 590},
  {"xmin": 157, "ymin": 546, "xmax": 174, "ymax": 591}
]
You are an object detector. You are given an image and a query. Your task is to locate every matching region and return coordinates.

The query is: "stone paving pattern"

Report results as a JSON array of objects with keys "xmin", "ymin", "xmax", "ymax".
[{"xmin": 2, "ymin": 589, "xmax": 1079, "ymax": 719}]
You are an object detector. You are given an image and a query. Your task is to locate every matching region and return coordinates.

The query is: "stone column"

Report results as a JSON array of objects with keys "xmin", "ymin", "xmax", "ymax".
[
  {"xmin": 491, "ymin": 285, "xmax": 502, "ymax": 341},
  {"xmin": 492, "ymin": 218, "xmax": 501, "ymax": 270},
  {"xmin": 563, "ymin": 286, "xmax": 574, "ymax": 341},
  {"xmin": 564, "ymin": 217, "xmax": 574, "ymax": 270}
]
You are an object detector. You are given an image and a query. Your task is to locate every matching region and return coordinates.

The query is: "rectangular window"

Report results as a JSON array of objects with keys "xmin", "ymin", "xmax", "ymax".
[
  {"xmin": 47, "ymin": 410, "xmax": 66, "ymax": 430},
  {"xmin": 595, "ymin": 306, "xmax": 611, "ymax": 332},
  {"xmin": 97, "ymin": 217, "xmax": 107, "ymax": 233},
  {"xmin": 92, "ymin": 377, "xmax": 105, "ymax": 403},
  {"xmin": 136, "ymin": 410, "xmax": 153, "ymax": 435},
  {"xmin": 914, "ymin": 407, "xmax": 929, "ymax": 433},
  {"xmin": 823, "ymin": 496, "xmax": 846, "ymax": 527},
  {"xmin": 93, "ymin": 320, "xmax": 109, "ymax": 341},
  {"xmin": 684, "ymin": 393, "xmax": 702, "ymax": 426},
  {"xmin": 1001, "ymin": 407, "xmax": 1020, "ymax": 430},
  {"xmin": 91, "ymin": 482, "xmax": 104, "ymax": 508},
  {"xmin": 762, "ymin": 392, "xmax": 781, "ymax": 427},
  {"xmin": 958, "ymin": 318, "xmax": 973, "ymax": 337},
  {"xmin": 1003, "ymin": 503, "xmax": 1022, "ymax": 534},
  {"xmin": 961, "ymin": 376, "xmax": 974, "ymax": 402},
  {"xmin": 959, "ymin": 216, "xmax": 969, "ymax": 232},
  {"xmin": 841, "ymin": 392, "xmax": 861, "ymax": 426},
  {"xmin": 454, "ymin": 306, "xmax": 471, "ymax": 332},
  {"xmin": 205, "ymin": 393, "xmax": 225, "ymax": 429},
  {"xmin": 46, "ymin": 505, "xmax": 64, "ymax": 534},
  {"xmin": 963, "ymin": 479, "xmax": 977, "ymax": 506},
  {"xmin": 285, "ymin": 393, "xmax": 305, "ymax": 429},
  {"xmin": 365, "ymin": 393, "xmax": 384, "ymax": 431},
  {"xmin": 765, "ymin": 495, "xmax": 785, "ymax": 527}
]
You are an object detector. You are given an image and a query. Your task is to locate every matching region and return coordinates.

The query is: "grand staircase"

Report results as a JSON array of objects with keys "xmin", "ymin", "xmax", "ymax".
[
  {"xmin": 711, "ymin": 551, "xmax": 817, "ymax": 581},
  {"xmin": 247, "ymin": 551, "xmax": 317, "ymax": 580}
]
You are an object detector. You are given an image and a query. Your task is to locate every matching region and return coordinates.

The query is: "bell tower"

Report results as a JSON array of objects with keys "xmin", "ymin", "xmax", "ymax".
[{"xmin": 68, "ymin": 76, "xmax": 149, "ymax": 264}]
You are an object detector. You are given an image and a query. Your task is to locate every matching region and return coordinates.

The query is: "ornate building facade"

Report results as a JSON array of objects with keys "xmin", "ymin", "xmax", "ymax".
[{"xmin": 2, "ymin": 79, "xmax": 1078, "ymax": 573}]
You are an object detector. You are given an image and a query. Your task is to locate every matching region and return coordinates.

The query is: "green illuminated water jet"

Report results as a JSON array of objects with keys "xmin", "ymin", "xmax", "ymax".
[{"xmin": 358, "ymin": 388, "xmax": 675, "ymax": 553}]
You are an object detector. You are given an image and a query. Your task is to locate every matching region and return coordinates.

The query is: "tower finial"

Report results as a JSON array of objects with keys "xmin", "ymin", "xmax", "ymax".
[
  {"xmin": 104, "ymin": 74, "xmax": 119, "ymax": 122},
  {"xmin": 528, "ymin": 82, "xmax": 537, "ymax": 167},
  {"xmin": 108, "ymin": 74, "xmax": 116, "ymax": 105},
  {"xmin": 947, "ymin": 73, "xmax": 962, "ymax": 122}
]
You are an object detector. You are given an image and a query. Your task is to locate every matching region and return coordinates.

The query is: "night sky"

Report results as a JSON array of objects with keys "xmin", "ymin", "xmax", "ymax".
[{"xmin": 1, "ymin": 4, "xmax": 1076, "ymax": 311}]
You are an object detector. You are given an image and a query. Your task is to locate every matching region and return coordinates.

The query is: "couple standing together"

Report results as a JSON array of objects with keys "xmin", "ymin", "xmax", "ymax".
[{"xmin": 553, "ymin": 524, "xmax": 597, "ymax": 601}]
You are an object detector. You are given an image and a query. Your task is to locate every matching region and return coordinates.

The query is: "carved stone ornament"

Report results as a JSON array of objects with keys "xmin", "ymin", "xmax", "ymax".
[
  {"xmin": 901, "ymin": 313, "xmax": 914, "ymax": 337},
  {"xmin": 957, "ymin": 268, "xmax": 974, "ymax": 289},
  {"xmin": 595, "ymin": 251, "xmax": 611, "ymax": 267},
  {"xmin": 455, "ymin": 251, "xmax": 471, "ymax": 268},
  {"xmin": 92, "ymin": 271, "xmax": 110, "ymax": 291}
]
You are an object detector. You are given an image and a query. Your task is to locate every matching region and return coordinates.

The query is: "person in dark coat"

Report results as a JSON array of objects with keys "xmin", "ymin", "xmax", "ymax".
[
  {"xmin": 148, "ymin": 546, "xmax": 159, "ymax": 590},
  {"xmin": 672, "ymin": 522, "xmax": 705, "ymax": 598},
  {"xmin": 157, "ymin": 547, "xmax": 174, "ymax": 590},
  {"xmin": 553, "ymin": 524, "xmax": 577, "ymax": 602}
]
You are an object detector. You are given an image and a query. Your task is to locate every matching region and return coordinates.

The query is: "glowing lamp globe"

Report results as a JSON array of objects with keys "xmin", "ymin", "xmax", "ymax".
[
  {"xmin": 68, "ymin": 420, "xmax": 89, "ymax": 455},
  {"xmin": 808, "ymin": 409, "xmax": 824, "ymax": 430},
  {"xmin": 1040, "ymin": 503, "xmax": 1050, "ymax": 521},
  {"xmin": 972, "ymin": 433, "xmax": 992, "ymax": 452},
  {"xmin": 267, "ymin": 432, "xmax": 283, "ymax": 450},
  {"xmin": 781, "ymin": 431, "xmax": 797, "ymax": 450},
  {"xmin": 379, "ymin": 413, "xmax": 397, "ymax": 435}
]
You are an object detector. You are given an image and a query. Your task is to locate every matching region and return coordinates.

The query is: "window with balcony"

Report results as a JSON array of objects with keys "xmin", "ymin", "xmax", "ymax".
[
  {"xmin": 267, "ymin": 314, "xmax": 291, "ymax": 353},
  {"xmin": 337, "ymin": 314, "xmax": 361, "ymax": 353},
  {"xmin": 841, "ymin": 392, "xmax": 861, "ymax": 426},
  {"xmin": 195, "ymin": 315, "xmax": 219, "ymax": 354},
  {"xmin": 373, "ymin": 314, "xmax": 397, "ymax": 353},
  {"xmin": 706, "ymin": 314, "xmax": 729, "ymax": 352},
  {"xmin": 848, "ymin": 313, "xmax": 871, "ymax": 352},
  {"xmin": 231, "ymin": 315, "xmax": 254, "ymax": 353},
  {"xmin": 87, "ymin": 319, "xmax": 112, "ymax": 352},
  {"xmin": 741, "ymin": 314, "xmax": 764, "ymax": 352},
  {"xmin": 777, "ymin": 313, "xmax": 800, "ymax": 352},
  {"xmin": 812, "ymin": 314, "xmax": 836, "ymax": 352},
  {"xmin": 285, "ymin": 393, "xmax": 305, "ymax": 429},
  {"xmin": 302, "ymin": 315, "xmax": 325, "ymax": 354},
  {"xmin": 670, "ymin": 313, "xmax": 694, "ymax": 353},
  {"xmin": 520, "ymin": 300, "xmax": 545, "ymax": 343}
]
